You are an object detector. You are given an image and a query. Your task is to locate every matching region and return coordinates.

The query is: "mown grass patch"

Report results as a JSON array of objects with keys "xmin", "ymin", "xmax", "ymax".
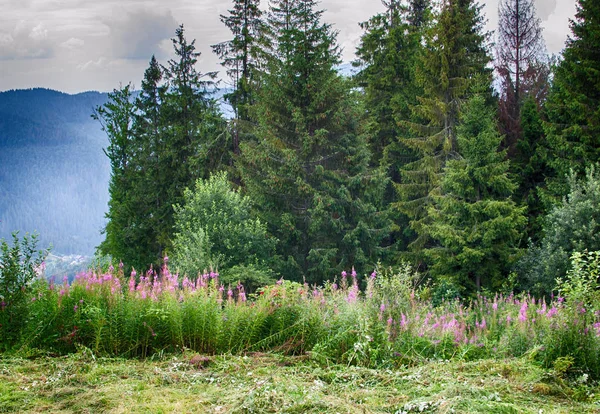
[{"xmin": 1, "ymin": 351, "xmax": 599, "ymax": 413}]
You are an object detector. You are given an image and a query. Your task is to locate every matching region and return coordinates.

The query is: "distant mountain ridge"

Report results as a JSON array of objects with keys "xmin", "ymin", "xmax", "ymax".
[{"xmin": 0, "ymin": 88, "xmax": 111, "ymax": 255}]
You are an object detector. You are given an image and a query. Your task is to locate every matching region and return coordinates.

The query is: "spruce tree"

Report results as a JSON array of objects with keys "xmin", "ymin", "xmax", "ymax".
[
  {"xmin": 545, "ymin": 0, "xmax": 600, "ymax": 198},
  {"xmin": 354, "ymin": 0, "xmax": 430, "ymax": 255},
  {"xmin": 238, "ymin": 0, "xmax": 389, "ymax": 283},
  {"xmin": 128, "ymin": 56, "xmax": 167, "ymax": 267},
  {"xmin": 425, "ymin": 93, "xmax": 526, "ymax": 293},
  {"xmin": 212, "ymin": 0, "xmax": 263, "ymax": 123},
  {"xmin": 212, "ymin": 0, "xmax": 263, "ymax": 159},
  {"xmin": 396, "ymin": 0, "xmax": 492, "ymax": 255},
  {"xmin": 94, "ymin": 84, "xmax": 137, "ymax": 264},
  {"xmin": 495, "ymin": 0, "xmax": 546, "ymax": 156},
  {"xmin": 158, "ymin": 25, "xmax": 228, "ymax": 255}
]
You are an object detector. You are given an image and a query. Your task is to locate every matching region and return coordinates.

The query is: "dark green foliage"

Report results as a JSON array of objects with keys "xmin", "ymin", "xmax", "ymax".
[
  {"xmin": 545, "ymin": 0, "xmax": 600, "ymax": 198},
  {"xmin": 518, "ymin": 166, "xmax": 600, "ymax": 295},
  {"xmin": 238, "ymin": 0, "xmax": 389, "ymax": 283},
  {"xmin": 94, "ymin": 84, "xmax": 138, "ymax": 267},
  {"xmin": 354, "ymin": 0, "xmax": 428, "ymax": 167},
  {"xmin": 425, "ymin": 94, "xmax": 526, "ymax": 293},
  {"xmin": 396, "ymin": 0, "xmax": 492, "ymax": 255},
  {"xmin": 212, "ymin": 0, "xmax": 263, "ymax": 124},
  {"xmin": 513, "ymin": 96, "xmax": 552, "ymax": 240},
  {"xmin": 97, "ymin": 26, "xmax": 228, "ymax": 271},
  {"xmin": 158, "ymin": 25, "xmax": 228, "ymax": 253},
  {"xmin": 354, "ymin": 0, "xmax": 430, "ymax": 255},
  {"xmin": 0, "ymin": 233, "xmax": 47, "ymax": 350},
  {"xmin": 171, "ymin": 172, "xmax": 276, "ymax": 286}
]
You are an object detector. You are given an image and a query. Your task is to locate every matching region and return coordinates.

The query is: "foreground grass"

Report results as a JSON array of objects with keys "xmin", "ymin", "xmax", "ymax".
[{"xmin": 1, "ymin": 351, "xmax": 599, "ymax": 413}]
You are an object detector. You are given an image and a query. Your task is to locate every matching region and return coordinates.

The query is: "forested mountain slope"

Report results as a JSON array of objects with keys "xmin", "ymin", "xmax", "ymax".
[{"xmin": 0, "ymin": 88, "xmax": 110, "ymax": 254}]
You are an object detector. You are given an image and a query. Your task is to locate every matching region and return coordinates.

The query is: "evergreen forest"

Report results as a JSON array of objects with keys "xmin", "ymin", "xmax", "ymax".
[{"xmin": 91, "ymin": 0, "xmax": 600, "ymax": 299}]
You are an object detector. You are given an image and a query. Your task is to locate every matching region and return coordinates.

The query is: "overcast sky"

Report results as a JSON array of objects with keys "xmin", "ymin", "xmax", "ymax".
[{"xmin": 0, "ymin": 0, "xmax": 577, "ymax": 94}]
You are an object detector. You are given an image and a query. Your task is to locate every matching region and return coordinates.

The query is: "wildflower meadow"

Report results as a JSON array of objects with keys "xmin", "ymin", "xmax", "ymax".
[{"xmin": 3, "ymin": 254, "xmax": 600, "ymax": 383}]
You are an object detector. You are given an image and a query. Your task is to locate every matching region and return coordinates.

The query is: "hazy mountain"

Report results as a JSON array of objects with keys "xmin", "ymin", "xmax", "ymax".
[{"xmin": 0, "ymin": 88, "xmax": 110, "ymax": 255}]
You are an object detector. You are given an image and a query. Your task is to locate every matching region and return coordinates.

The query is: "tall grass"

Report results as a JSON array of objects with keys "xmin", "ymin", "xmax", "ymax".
[{"xmin": 5, "ymin": 258, "xmax": 600, "ymax": 379}]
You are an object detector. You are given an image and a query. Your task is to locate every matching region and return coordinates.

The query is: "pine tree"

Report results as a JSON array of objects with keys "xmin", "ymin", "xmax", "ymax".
[
  {"xmin": 128, "ymin": 56, "xmax": 167, "ymax": 267},
  {"xmin": 395, "ymin": 0, "xmax": 492, "ymax": 255},
  {"xmin": 425, "ymin": 93, "xmax": 526, "ymax": 293},
  {"xmin": 238, "ymin": 0, "xmax": 389, "ymax": 283},
  {"xmin": 545, "ymin": 0, "xmax": 600, "ymax": 198},
  {"xmin": 495, "ymin": 0, "xmax": 546, "ymax": 156},
  {"xmin": 94, "ymin": 84, "xmax": 137, "ymax": 264},
  {"xmin": 158, "ymin": 25, "xmax": 228, "ymax": 254},
  {"xmin": 212, "ymin": 0, "xmax": 263, "ymax": 123},
  {"xmin": 354, "ymin": 0, "xmax": 428, "ymax": 168},
  {"xmin": 212, "ymin": 0, "xmax": 263, "ymax": 159},
  {"xmin": 354, "ymin": 0, "xmax": 430, "ymax": 255}
]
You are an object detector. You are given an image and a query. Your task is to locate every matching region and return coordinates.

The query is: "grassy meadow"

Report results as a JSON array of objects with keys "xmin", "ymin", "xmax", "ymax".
[{"xmin": 2, "ymin": 258, "xmax": 600, "ymax": 412}]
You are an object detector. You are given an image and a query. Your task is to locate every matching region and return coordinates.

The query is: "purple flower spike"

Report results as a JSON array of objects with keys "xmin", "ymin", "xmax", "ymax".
[{"xmin": 371, "ymin": 271, "xmax": 376, "ymax": 279}]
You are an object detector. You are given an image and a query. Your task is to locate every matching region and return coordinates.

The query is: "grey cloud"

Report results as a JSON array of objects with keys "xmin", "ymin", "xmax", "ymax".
[
  {"xmin": 0, "ymin": 21, "xmax": 54, "ymax": 60},
  {"xmin": 535, "ymin": 0, "xmax": 557, "ymax": 21},
  {"xmin": 103, "ymin": 8, "xmax": 178, "ymax": 60}
]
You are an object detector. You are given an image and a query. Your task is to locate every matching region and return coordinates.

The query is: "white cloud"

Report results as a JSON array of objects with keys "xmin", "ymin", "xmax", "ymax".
[
  {"xmin": 60, "ymin": 37, "xmax": 85, "ymax": 50},
  {"xmin": 0, "ymin": 21, "xmax": 53, "ymax": 60},
  {"xmin": 77, "ymin": 57, "xmax": 108, "ymax": 71}
]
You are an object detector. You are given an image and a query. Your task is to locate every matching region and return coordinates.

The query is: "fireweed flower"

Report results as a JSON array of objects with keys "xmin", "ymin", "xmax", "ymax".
[{"xmin": 518, "ymin": 301, "xmax": 528, "ymax": 323}]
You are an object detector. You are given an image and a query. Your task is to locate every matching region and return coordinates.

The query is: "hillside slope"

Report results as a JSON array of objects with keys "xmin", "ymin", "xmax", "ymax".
[{"xmin": 0, "ymin": 88, "xmax": 110, "ymax": 255}]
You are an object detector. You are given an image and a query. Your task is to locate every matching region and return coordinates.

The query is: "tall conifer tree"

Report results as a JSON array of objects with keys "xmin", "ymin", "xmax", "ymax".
[
  {"xmin": 158, "ymin": 25, "xmax": 227, "ymax": 254},
  {"xmin": 395, "ymin": 0, "xmax": 492, "ymax": 255},
  {"xmin": 425, "ymin": 93, "xmax": 526, "ymax": 293},
  {"xmin": 545, "ymin": 0, "xmax": 600, "ymax": 198},
  {"xmin": 212, "ymin": 0, "xmax": 263, "ymax": 158},
  {"xmin": 95, "ymin": 84, "xmax": 137, "ymax": 265},
  {"xmin": 238, "ymin": 0, "xmax": 388, "ymax": 283},
  {"xmin": 495, "ymin": 0, "xmax": 546, "ymax": 156},
  {"xmin": 354, "ymin": 0, "xmax": 430, "ymax": 255}
]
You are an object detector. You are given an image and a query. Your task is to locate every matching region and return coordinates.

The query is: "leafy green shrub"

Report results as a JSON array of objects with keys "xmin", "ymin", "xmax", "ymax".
[
  {"xmin": 518, "ymin": 166, "xmax": 600, "ymax": 295},
  {"xmin": 539, "ymin": 251, "xmax": 600, "ymax": 378},
  {"xmin": 171, "ymin": 172, "xmax": 277, "ymax": 285},
  {"xmin": 0, "ymin": 232, "xmax": 48, "ymax": 350}
]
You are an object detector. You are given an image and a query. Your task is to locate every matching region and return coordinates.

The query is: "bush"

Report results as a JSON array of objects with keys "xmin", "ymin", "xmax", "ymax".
[
  {"xmin": 171, "ymin": 171, "xmax": 277, "ymax": 284},
  {"xmin": 538, "ymin": 251, "xmax": 600, "ymax": 378},
  {"xmin": 518, "ymin": 166, "xmax": 600, "ymax": 295},
  {"xmin": 0, "ymin": 232, "xmax": 48, "ymax": 350}
]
